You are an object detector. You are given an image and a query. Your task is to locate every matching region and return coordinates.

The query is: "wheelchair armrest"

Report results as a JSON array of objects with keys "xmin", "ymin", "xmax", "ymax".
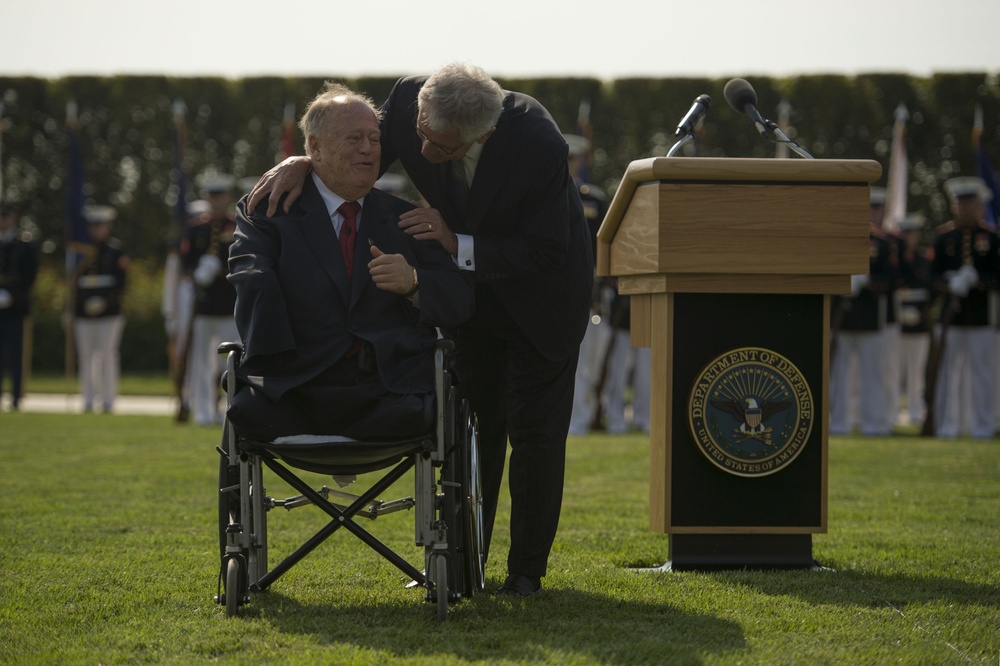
[{"xmin": 218, "ymin": 341, "xmax": 243, "ymax": 356}]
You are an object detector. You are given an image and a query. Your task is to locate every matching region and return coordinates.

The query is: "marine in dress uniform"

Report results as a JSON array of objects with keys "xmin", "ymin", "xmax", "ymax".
[
  {"xmin": 830, "ymin": 188, "xmax": 898, "ymax": 435},
  {"xmin": 73, "ymin": 205, "xmax": 128, "ymax": 413},
  {"xmin": 0, "ymin": 202, "xmax": 39, "ymax": 411},
  {"xmin": 182, "ymin": 174, "xmax": 240, "ymax": 425},
  {"xmin": 895, "ymin": 213, "xmax": 933, "ymax": 426},
  {"xmin": 565, "ymin": 133, "xmax": 615, "ymax": 435},
  {"xmin": 930, "ymin": 177, "xmax": 1000, "ymax": 439}
]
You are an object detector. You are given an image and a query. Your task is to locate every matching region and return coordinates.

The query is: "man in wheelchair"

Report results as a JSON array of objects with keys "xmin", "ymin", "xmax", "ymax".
[
  {"xmin": 216, "ymin": 84, "xmax": 480, "ymax": 619},
  {"xmin": 227, "ymin": 83, "xmax": 473, "ymax": 438}
]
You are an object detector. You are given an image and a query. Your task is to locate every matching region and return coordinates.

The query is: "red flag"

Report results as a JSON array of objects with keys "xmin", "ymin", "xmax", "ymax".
[{"xmin": 282, "ymin": 101, "xmax": 296, "ymax": 159}]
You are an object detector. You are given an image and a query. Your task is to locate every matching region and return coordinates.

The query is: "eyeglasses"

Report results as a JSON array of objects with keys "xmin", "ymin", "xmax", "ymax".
[{"xmin": 415, "ymin": 122, "xmax": 466, "ymax": 156}]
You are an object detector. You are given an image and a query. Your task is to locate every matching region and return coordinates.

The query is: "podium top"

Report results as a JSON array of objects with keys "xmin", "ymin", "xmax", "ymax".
[{"xmin": 596, "ymin": 157, "xmax": 883, "ymax": 280}]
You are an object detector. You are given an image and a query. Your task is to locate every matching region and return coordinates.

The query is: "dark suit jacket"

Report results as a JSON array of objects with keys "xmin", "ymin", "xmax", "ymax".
[
  {"xmin": 379, "ymin": 77, "xmax": 593, "ymax": 361},
  {"xmin": 228, "ymin": 179, "xmax": 474, "ymax": 402}
]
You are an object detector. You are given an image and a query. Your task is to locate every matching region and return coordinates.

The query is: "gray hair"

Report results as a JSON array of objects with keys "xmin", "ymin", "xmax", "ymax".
[
  {"xmin": 299, "ymin": 81, "xmax": 382, "ymax": 149},
  {"xmin": 418, "ymin": 62, "xmax": 504, "ymax": 142}
]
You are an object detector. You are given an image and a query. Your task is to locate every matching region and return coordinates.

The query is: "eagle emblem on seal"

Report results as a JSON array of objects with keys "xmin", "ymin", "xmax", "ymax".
[{"xmin": 710, "ymin": 396, "xmax": 792, "ymax": 446}]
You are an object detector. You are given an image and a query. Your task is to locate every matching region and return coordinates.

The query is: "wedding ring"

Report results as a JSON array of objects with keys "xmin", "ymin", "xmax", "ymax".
[{"xmin": 427, "ymin": 222, "xmax": 433, "ymax": 232}]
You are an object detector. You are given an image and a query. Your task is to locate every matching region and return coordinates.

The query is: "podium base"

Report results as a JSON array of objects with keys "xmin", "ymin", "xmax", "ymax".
[{"xmin": 657, "ymin": 534, "xmax": 820, "ymax": 571}]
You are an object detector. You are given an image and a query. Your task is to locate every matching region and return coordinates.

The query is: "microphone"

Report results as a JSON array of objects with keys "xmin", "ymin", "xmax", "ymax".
[
  {"xmin": 723, "ymin": 78, "xmax": 769, "ymax": 138},
  {"xmin": 674, "ymin": 94, "xmax": 712, "ymax": 137}
]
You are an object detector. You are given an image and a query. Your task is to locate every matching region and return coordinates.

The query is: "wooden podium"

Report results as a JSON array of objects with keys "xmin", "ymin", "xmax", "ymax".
[{"xmin": 596, "ymin": 157, "xmax": 883, "ymax": 569}]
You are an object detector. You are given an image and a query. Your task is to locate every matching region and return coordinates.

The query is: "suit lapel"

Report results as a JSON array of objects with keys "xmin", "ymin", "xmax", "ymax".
[
  {"xmin": 464, "ymin": 108, "xmax": 509, "ymax": 233},
  {"xmin": 296, "ymin": 181, "xmax": 352, "ymax": 305},
  {"xmin": 350, "ymin": 193, "xmax": 391, "ymax": 309}
]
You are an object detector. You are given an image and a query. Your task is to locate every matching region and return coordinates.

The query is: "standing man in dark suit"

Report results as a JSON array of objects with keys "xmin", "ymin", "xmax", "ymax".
[
  {"xmin": 0, "ymin": 202, "xmax": 39, "ymax": 412},
  {"xmin": 249, "ymin": 62, "xmax": 593, "ymax": 597},
  {"xmin": 227, "ymin": 83, "xmax": 473, "ymax": 441}
]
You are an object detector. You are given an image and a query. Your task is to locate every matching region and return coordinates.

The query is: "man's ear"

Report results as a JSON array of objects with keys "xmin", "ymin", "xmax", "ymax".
[
  {"xmin": 477, "ymin": 127, "xmax": 497, "ymax": 144},
  {"xmin": 306, "ymin": 134, "xmax": 320, "ymax": 160}
]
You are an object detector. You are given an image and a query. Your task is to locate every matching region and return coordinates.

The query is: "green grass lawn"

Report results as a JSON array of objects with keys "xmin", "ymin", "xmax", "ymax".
[
  {"xmin": 24, "ymin": 373, "xmax": 175, "ymax": 397},
  {"xmin": 1, "ymin": 415, "xmax": 997, "ymax": 665}
]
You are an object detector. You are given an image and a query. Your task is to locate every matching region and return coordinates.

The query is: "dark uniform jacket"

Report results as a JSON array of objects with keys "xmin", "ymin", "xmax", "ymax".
[
  {"xmin": 897, "ymin": 246, "xmax": 933, "ymax": 334},
  {"xmin": 184, "ymin": 214, "xmax": 238, "ymax": 317},
  {"xmin": 931, "ymin": 221, "xmax": 1000, "ymax": 327},
  {"xmin": 835, "ymin": 229, "xmax": 899, "ymax": 332},
  {"xmin": 0, "ymin": 231, "xmax": 38, "ymax": 319},
  {"xmin": 74, "ymin": 239, "xmax": 127, "ymax": 319}
]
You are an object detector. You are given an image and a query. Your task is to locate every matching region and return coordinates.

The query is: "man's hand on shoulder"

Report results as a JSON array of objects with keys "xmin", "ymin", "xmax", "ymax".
[{"xmin": 247, "ymin": 156, "xmax": 313, "ymax": 216}]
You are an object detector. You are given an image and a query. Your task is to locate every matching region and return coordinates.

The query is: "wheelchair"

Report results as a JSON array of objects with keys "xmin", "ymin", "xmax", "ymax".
[{"xmin": 213, "ymin": 339, "xmax": 484, "ymax": 620}]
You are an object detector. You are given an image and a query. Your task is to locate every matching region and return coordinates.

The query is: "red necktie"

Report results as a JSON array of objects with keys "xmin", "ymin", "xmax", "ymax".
[{"xmin": 337, "ymin": 200, "xmax": 361, "ymax": 283}]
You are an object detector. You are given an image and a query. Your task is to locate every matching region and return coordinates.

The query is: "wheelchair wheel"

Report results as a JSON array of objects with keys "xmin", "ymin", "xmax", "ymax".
[
  {"xmin": 225, "ymin": 558, "xmax": 241, "ymax": 617},
  {"xmin": 441, "ymin": 398, "xmax": 485, "ymax": 598},
  {"xmin": 217, "ymin": 425, "xmax": 239, "ymax": 560},
  {"xmin": 460, "ymin": 401, "xmax": 486, "ymax": 594},
  {"xmin": 433, "ymin": 553, "xmax": 448, "ymax": 621}
]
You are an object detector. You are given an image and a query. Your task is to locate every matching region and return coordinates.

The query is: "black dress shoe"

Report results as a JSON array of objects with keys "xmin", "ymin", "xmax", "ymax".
[{"xmin": 496, "ymin": 574, "xmax": 541, "ymax": 597}]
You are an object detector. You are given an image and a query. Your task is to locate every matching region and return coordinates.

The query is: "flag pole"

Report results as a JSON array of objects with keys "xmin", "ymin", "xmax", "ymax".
[
  {"xmin": 65, "ymin": 99, "xmax": 80, "ymax": 407},
  {"xmin": 883, "ymin": 102, "xmax": 909, "ymax": 234}
]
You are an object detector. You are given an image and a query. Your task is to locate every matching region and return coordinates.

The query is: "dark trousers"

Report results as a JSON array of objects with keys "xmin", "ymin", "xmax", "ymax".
[
  {"xmin": 454, "ymin": 291, "xmax": 579, "ymax": 579},
  {"xmin": 0, "ymin": 317, "xmax": 25, "ymax": 406}
]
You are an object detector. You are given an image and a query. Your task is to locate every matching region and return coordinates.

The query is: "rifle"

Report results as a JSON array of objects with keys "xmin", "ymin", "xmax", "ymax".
[
  {"xmin": 920, "ymin": 296, "xmax": 958, "ymax": 437},
  {"xmin": 171, "ymin": 282, "xmax": 196, "ymax": 423}
]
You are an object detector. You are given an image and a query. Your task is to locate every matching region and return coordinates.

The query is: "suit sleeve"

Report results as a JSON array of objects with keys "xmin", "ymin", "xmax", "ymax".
[{"xmin": 227, "ymin": 197, "xmax": 298, "ymax": 370}]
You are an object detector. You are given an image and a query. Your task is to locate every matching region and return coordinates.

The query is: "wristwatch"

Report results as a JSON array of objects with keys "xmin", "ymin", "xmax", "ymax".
[{"xmin": 406, "ymin": 266, "xmax": 420, "ymax": 297}]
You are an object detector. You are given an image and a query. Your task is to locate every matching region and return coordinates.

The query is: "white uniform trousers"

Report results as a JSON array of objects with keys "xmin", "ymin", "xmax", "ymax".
[
  {"xmin": 74, "ymin": 315, "xmax": 125, "ymax": 412},
  {"xmin": 934, "ymin": 326, "xmax": 996, "ymax": 439},
  {"xmin": 603, "ymin": 330, "xmax": 651, "ymax": 434},
  {"xmin": 881, "ymin": 323, "xmax": 902, "ymax": 431},
  {"xmin": 568, "ymin": 313, "xmax": 612, "ymax": 435},
  {"xmin": 186, "ymin": 315, "xmax": 239, "ymax": 426},
  {"xmin": 899, "ymin": 332, "xmax": 930, "ymax": 426},
  {"xmin": 830, "ymin": 330, "xmax": 888, "ymax": 435}
]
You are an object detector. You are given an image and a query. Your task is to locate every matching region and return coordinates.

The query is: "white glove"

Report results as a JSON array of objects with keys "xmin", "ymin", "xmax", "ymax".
[
  {"xmin": 899, "ymin": 306, "xmax": 921, "ymax": 327},
  {"xmin": 0, "ymin": 289, "xmax": 12, "ymax": 309},
  {"xmin": 193, "ymin": 254, "xmax": 222, "ymax": 286},
  {"xmin": 958, "ymin": 264, "xmax": 979, "ymax": 290},
  {"xmin": 948, "ymin": 273, "xmax": 971, "ymax": 297},
  {"xmin": 83, "ymin": 296, "xmax": 107, "ymax": 317},
  {"xmin": 849, "ymin": 274, "xmax": 869, "ymax": 296}
]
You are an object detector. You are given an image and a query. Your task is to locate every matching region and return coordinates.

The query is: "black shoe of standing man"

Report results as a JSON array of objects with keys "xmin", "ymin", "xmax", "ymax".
[{"xmin": 496, "ymin": 574, "xmax": 541, "ymax": 597}]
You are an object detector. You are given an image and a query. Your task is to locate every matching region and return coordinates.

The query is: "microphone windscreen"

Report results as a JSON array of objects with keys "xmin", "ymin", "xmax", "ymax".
[{"xmin": 723, "ymin": 78, "xmax": 757, "ymax": 112}]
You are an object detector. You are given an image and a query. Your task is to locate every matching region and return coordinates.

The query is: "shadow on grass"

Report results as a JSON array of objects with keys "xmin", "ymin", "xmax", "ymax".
[
  {"xmin": 706, "ymin": 567, "xmax": 1000, "ymax": 610},
  {"xmin": 240, "ymin": 587, "xmax": 746, "ymax": 663}
]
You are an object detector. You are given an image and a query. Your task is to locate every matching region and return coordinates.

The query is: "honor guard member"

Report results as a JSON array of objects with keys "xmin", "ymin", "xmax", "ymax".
[
  {"xmin": 165, "ymin": 198, "xmax": 211, "ymax": 419},
  {"xmin": 875, "ymin": 198, "xmax": 906, "ymax": 432},
  {"xmin": 895, "ymin": 213, "xmax": 933, "ymax": 426},
  {"xmin": 566, "ymin": 133, "xmax": 614, "ymax": 435},
  {"xmin": 829, "ymin": 187, "xmax": 897, "ymax": 435},
  {"xmin": 0, "ymin": 202, "xmax": 39, "ymax": 411},
  {"xmin": 930, "ymin": 177, "xmax": 1000, "ymax": 439},
  {"xmin": 74, "ymin": 205, "xmax": 128, "ymax": 413},
  {"xmin": 183, "ymin": 173, "xmax": 240, "ymax": 425}
]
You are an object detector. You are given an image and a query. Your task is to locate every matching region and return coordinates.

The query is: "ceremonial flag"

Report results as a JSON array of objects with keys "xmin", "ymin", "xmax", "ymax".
[
  {"xmin": 171, "ymin": 98, "xmax": 188, "ymax": 240},
  {"xmin": 973, "ymin": 104, "xmax": 1000, "ymax": 228},
  {"xmin": 282, "ymin": 101, "xmax": 296, "ymax": 159},
  {"xmin": 576, "ymin": 97, "xmax": 592, "ymax": 182},
  {"xmin": 65, "ymin": 100, "xmax": 90, "ymax": 265},
  {"xmin": 883, "ymin": 102, "xmax": 909, "ymax": 233}
]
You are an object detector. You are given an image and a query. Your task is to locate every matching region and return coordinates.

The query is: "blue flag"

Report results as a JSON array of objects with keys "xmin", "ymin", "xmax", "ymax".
[{"xmin": 974, "ymin": 105, "xmax": 1000, "ymax": 228}]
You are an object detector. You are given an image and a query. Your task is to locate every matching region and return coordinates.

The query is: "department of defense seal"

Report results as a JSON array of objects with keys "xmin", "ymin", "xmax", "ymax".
[{"xmin": 688, "ymin": 347, "xmax": 814, "ymax": 477}]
